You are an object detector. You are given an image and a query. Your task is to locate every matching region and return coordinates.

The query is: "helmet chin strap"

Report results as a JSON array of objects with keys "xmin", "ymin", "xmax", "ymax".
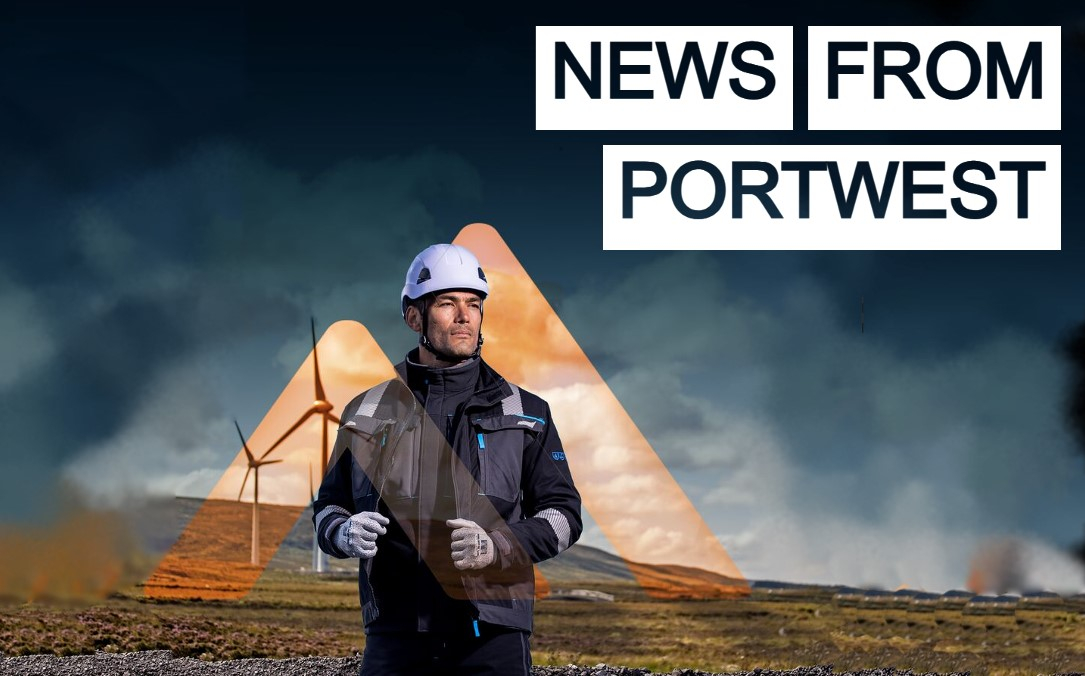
[{"xmin": 418, "ymin": 296, "xmax": 484, "ymax": 364}]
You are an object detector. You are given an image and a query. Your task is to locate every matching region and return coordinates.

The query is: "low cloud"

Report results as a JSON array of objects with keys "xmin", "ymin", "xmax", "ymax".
[
  {"xmin": 0, "ymin": 270, "xmax": 55, "ymax": 390},
  {"xmin": 2, "ymin": 142, "xmax": 481, "ymax": 520},
  {"xmin": 557, "ymin": 253, "xmax": 1085, "ymax": 591}
]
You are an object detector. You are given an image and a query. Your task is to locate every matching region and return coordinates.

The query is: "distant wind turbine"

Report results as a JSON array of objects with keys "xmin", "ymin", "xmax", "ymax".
[
  {"xmin": 259, "ymin": 317, "xmax": 341, "ymax": 572},
  {"xmin": 235, "ymin": 420, "xmax": 283, "ymax": 566},
  {"xmin": 309, "ymin": 461, "xmax": 319, "ymax": 571}
]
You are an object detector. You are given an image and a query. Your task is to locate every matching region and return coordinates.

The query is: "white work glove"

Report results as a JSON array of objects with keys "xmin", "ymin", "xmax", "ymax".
[
  {"xmin": 447, "ymin": 518, "xmax": 496, "ymax": 570},
  {"xmin": 334, "ymin": 511, "xmax": 389, "ymax": 559}
]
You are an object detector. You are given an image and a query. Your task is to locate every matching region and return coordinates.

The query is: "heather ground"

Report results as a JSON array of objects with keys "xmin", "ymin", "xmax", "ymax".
[{"xmin": 1, "ymin": 570, "xmax": 1083, "ymax": 675}]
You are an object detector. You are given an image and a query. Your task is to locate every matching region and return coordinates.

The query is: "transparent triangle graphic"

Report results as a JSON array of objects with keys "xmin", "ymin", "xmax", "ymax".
[{"xmin": 144, "ymin": 224, "xmax": 746, "ymax": 600}]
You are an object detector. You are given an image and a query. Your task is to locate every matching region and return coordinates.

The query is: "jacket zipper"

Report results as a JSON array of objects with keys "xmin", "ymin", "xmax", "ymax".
[{"xmin": 475, "ymin": 430, "xmax": 488, "ymax": 498}]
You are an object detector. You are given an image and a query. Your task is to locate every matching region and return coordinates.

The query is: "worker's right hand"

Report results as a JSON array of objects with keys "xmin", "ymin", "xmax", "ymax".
[{"xmin": 333, "ymin": 511, "xmax": 390, "ymax": 559}]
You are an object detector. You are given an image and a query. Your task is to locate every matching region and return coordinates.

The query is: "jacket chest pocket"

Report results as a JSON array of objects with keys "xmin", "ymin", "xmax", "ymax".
[
  {"xmin": 471, "ymin": 415, "xmax": 536, "ymax": 502},
  {"xmin": 342, "ymin": 415, "xmax": 405, "ymax": 506}
]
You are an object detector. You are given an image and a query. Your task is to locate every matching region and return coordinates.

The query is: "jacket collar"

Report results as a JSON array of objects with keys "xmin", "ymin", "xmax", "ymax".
[
  {"xmin": 394, "ymin": 349, "xmax": 512, "ymax": 410},
  {"xmin": 402, "ymin": 350, "xmax": 480, "ymax": 394}
]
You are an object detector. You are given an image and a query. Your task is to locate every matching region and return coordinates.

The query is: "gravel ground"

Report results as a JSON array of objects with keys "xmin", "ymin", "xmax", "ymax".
[{"xmin": 0, "ymin": 652, "xmax": 975, "ymax": 676}]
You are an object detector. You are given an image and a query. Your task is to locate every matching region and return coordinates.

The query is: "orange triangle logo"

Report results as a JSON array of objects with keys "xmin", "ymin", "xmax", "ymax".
[
  {"xmin": 456, "ymin": 224, "xmax": 746, "ymax": 598},
  {"xmin": 144, "ymin": 224, "xmax": 746, "ymax": 600}
]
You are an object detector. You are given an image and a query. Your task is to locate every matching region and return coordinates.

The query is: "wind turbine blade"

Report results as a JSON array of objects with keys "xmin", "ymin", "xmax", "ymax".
[
  {"xmin": 309, "ymin": 461, "xmax": 315, "ymax": 504},
  {"xmin": 238, "ymin": 466, "xmax": 253, "ymax": 502},
  {"xmin": 260, "ymin": 409, "xmax": 318, "ymax": 461},
  {"xmin": 259, "ymin": 458, "xmax": 285, "ymax": 466},
  {"xmin": 235, "ymin": 420, "xmax": 256, "ymax": 464},
  {"xmin": 311, "ymin": 317, "xmax": 327, "ymax": 403},
  {"xmin": 325, "ymin": 411, "xmax": 341, "ymax": 426}
]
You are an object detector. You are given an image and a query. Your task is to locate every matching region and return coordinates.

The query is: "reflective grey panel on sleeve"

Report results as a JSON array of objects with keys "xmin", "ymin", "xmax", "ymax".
[
  {"xmin": 534, "ymin": 507, "xmax": 571, "ymax": 552},
  {"xmin": 315, "ymin": 504, "xmax": 351, "ymax": 536},
  {"xmin": 501, "ymin": 384, "xmax": 523, "ymax": 416},
  {"xmin": 356, "ymin": 381, "xmax": 390, "ymax": 417}
]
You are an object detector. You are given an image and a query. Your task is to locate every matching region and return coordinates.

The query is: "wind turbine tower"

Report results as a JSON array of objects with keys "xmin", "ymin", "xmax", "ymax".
[
  {"xmin": 235, "ymin": 420, "xmax": 283, "ymax": 566},
  {"xmin": 260, "ymin": 318, "xmax": 341, "ymax": 572}
]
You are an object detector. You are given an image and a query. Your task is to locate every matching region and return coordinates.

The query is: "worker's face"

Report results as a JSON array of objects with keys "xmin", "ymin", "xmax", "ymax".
[{"xmin": 407, "ymin": 291, "xmax": 483, "ymax": 362}]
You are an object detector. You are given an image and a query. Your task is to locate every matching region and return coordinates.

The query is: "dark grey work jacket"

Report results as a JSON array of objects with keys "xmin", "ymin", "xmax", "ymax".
[{"xmin": 312, "ymin": 354, "xmax": 582, "ymax": 634}]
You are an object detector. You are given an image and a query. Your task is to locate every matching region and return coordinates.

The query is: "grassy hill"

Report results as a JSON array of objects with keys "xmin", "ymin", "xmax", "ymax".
[{"xmin": 136, "ymin": 497, "xmax": 743, "ymax": 597}]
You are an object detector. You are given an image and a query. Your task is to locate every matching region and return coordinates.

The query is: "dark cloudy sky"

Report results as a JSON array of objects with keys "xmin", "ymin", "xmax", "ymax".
[{"xmin": 2, "ymin": 3, "xmax": 1084, "ymax": 590}]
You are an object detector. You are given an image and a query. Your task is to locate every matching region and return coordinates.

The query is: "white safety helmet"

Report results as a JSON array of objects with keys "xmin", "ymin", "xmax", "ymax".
[{"xmin": 401, "ymin": 243, "xmax": 489, "ymax": 316}]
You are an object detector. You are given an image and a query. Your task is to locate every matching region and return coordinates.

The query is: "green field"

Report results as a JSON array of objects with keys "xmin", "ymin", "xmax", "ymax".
[{"xmin": 2, "ymin": 570, "xmax": 1083, "ymax": 675}]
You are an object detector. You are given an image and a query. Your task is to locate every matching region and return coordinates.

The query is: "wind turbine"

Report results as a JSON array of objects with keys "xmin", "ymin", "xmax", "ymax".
[
  {"xmin": 235, "ymin": 420, "xmax": 283, "ymax": 566},
  {"xmin": 309, "ymin": 461, "xmax": 320, "ymax": 572},
  {"xmin": 260, "ymin": 317, "xmax": 341, "ymax": 572}
]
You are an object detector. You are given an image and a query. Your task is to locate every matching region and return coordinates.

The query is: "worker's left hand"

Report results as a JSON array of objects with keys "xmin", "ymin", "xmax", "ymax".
[{"xmin": 447, "ymin": 518, "xmax": 496, "ymax": 570}]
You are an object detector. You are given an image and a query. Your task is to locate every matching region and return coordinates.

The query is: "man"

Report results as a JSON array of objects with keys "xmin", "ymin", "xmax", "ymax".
[{"xmin": 313, "ymin": 243, "xmax": 582, "ymax": 675}]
